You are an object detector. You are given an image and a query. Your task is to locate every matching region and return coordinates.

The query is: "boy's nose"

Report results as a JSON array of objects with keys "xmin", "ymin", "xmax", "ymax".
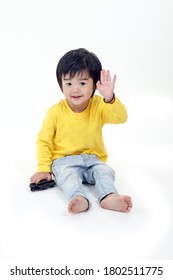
[{"xmin": 72, "ymin": 85, "xmax": 80, "ymax": 92}]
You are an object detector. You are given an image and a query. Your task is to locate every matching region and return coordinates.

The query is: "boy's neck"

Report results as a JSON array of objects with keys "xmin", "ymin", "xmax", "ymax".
[{"xmin": 66, "ymin": 99, "xmax": 90, "ymax": 113}]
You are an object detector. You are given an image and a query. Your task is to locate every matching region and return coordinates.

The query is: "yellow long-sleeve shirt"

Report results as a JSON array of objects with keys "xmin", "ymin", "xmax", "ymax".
[{"xmin": 36, "ymin": 95, "xmax": 128, "ymax": 172}]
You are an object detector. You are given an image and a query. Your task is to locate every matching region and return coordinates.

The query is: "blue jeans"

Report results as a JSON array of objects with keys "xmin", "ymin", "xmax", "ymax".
[{"xmin": 51, "ymin": 154, "xmax": 117, "ymax": 202}]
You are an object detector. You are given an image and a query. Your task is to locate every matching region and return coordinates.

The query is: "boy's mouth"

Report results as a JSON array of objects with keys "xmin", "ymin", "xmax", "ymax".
[{"xmin": 72, "ymin": 95, "xmax": 82, "ymax": 99}]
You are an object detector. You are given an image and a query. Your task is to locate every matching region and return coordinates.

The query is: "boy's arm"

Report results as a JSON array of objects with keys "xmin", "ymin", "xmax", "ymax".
[
  {"xmin": 96, "ymin": 69, "xmax": 128, "ymax": 124},
  {"xmin": 36, "ymin": 109, "xmax": 56, "ymax": 173},
  {"xmin": 101, "ymin": 96, "xmax": 128, "ymax": 124}
]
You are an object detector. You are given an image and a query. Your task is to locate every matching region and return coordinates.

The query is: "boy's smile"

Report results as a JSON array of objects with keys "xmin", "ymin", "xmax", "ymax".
[{"xmin": 62, "ymin": 71, "xmax": 95, "ymax": 113}]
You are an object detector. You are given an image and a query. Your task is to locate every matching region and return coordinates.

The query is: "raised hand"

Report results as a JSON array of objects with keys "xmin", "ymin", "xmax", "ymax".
[{"xmin": 96, "ymin": 69, "xmax": 116, "ymax": 101}]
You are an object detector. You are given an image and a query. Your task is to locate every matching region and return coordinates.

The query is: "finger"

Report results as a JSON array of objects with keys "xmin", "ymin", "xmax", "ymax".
[
  {"xmin": 112, "ymin": 74, "xmax": 117, "ymax": 86},
  {"xmin": 101, "ymin": 69, "xmax": 107, "ymax": 82},
  {"xmin": 36, "ymin": 175, "xmax": 49, "ymax": 184},
  {"xmin": 104, "ymin": 69, "xmax": 109, "ymax": 81},
  {"xmin": 35, "ymin": 177, "xmax": 42, "ymax": 184},
  {"xmin": 30, "ymin": 174, "xmax": 37, "ymax": 183},
  {"xmin": 30, "ymin": 175, "xmax": 35, "ymax": 183},
  {"xmin": 106, "ymin": 70, "xmax": 111, "ymax": 81},
  {"xmin": 100, "ymin": 69, "xmax": 105, "ymax": 82},
  {"xmin": 35, "ymin": 175, "xmax": 45, "ymax": 184},
  {"xmin": 47, "ymin": 173, "xmax": 52, "ymax": 181}
]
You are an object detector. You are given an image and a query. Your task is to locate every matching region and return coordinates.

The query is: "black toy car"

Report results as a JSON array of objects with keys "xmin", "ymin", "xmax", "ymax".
[{"xmin": 29, "ymin": 179, "xmax": 55, "ymax": 191}]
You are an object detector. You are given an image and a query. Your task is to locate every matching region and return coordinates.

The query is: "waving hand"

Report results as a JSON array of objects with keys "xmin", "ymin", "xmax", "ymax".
[{"xmin": 96, "ymin": 69, "xmax": 116, "ymax": 102}]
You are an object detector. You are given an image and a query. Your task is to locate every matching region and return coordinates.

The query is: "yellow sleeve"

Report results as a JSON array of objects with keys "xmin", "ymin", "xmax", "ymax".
[
  {"xmin": 36, "ymin": 109, "xmax": 57, "ymax": 172},
  {"xmin": 101, "ymin": 97, "xmax": 128, "ymax": 124}
]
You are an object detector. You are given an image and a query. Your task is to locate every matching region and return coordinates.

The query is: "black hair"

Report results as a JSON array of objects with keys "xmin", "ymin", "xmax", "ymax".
[{"xmin": 56, "ymin": 48, "xmax": 102, "ymax": 94}]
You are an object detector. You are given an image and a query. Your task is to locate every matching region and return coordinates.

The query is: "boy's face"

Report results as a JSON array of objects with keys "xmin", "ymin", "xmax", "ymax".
[{"xmin": 62, "ymin": 71, "xmax": 95, "ymax": 113}]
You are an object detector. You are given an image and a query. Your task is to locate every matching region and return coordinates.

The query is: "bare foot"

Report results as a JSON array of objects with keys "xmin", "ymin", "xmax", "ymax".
[
  {"xmin": 68, "ymin": 195, "xmax": 89, "ymax": 214},
  {"xmin": 100, "ymin": 193, "xmax": 133, "ymax": 213}
]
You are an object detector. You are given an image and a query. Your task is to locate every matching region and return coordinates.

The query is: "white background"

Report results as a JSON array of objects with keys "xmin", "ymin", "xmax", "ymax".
[{"xmin": 0, "ymin": 0, "xmax": 173, "ymax": 273}]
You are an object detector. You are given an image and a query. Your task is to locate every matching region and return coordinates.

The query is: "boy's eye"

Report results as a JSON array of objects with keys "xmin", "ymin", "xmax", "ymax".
[
  {"xmin": 80, "ymin": 82, "xmax": 86, "ymax": 86},
  {"xmin": 66, "ymin": 82, "xmax": 72, "ymax": 86}
]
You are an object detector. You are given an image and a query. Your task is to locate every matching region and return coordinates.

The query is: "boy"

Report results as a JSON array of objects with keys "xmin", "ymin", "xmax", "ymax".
[{"xmin": 30, "ymin": 48, "xmax": 133, "ymax": 214}]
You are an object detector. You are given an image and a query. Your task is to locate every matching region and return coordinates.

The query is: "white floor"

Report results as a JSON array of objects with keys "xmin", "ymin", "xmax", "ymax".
[{"xmin": 0, "ymin": 92, "xmax": 173, "ymax": 265}]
